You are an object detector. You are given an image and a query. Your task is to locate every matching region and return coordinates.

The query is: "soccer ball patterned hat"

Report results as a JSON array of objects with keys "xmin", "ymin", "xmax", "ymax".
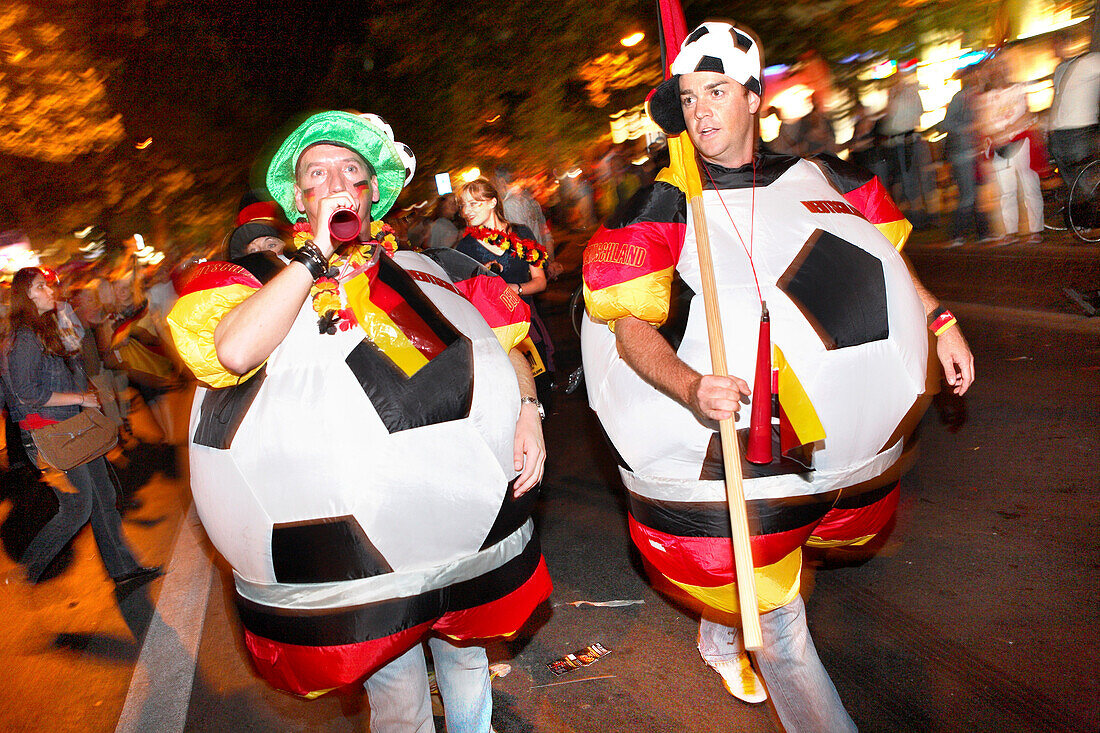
[
  {"xmin": 266, "ymin": 111, "xmax": 412, "ymax": 221},
  {"xmin": 646, "ymin": 21, "xmax": 763, "ymax": 135}
]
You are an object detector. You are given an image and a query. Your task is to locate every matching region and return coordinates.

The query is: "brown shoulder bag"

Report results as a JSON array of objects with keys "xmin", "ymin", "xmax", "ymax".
[{"xmin": 30, "ymin": 408, "xmax": 118, "ymax": 471}]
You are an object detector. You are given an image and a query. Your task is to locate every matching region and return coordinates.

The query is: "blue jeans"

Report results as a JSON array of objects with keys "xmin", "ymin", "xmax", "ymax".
[
  {"xmin": 21, "ymin": 456, "xmax": 141, "ymax": 583},
  {"xmin": 698, "ymin": 595, "xmax": 856, "ymax": 733},
  {"xmin": 886, "ymin": 134, "xmax": 931, "ymax": 228},
  {"xmin": 363, "ymin": 636, "xmax": 492, "ymax": 733},
  {"xmin": 948, "ymin": 151, "xmax": 990, "ymax": 240}
]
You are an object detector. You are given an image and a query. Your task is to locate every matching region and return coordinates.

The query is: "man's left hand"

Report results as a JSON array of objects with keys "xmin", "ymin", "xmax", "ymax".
[
  {"xmin": 512, "ymin": 403, "xmax": 545, "ymax": 497},
  {"xmin": 936, "ymin": 326, "xmax": 975, "ymax": 395},
  {"xmin": 547, "ymin": 261, "xmax": 565, "ymax": 280}
]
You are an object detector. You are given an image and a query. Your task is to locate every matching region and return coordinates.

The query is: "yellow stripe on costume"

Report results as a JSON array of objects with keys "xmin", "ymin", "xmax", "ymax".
[
  {"xmin": 168, "ymin": 283, "xmax": 263, "ymax": 388},
  {"xmin": 584, "ymin": 266, "xmax": 674, "ymax": 328},
  {"xmin": 491, "ymin": 321, "xmax": 530, "ymax": 354},
  {"xmin": 665, "ymin": 549, "xmax": 803, "ymax": 614},
  {"xmin": 773, "ymin": 345, "xmax": 826, "ymax": 445},
  {"xmin": 806, "ymin": 533, "xmax": 876, "ymax": 548},
  {"xmin": 877, "ymin": 219, "xmax": 912, "ymax": 252},
  {"xmin": 344, "ymin": 273, "xmax": 429, "ymax": 378}
]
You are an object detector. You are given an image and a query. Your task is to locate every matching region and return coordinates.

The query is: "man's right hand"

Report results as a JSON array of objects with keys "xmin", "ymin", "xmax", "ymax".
[{"xmin": 689, "ymin": 373, "xmax": 751, "ymax": 422}]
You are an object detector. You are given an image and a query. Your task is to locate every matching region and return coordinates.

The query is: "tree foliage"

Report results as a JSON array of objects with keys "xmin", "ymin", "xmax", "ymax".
[
  {"xmin": 1, "ymin": 0, "xmax": 1090, "ymax": 255},
  {"xmin": 0, "ymin": 3, "xmax": 125, "ymax": 163}
]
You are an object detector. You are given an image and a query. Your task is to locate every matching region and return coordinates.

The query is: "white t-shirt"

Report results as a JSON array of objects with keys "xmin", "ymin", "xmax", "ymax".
[
  {"xmin": 1050, "ymin": 52, "xmax": 1100, "ymax": 130},
  {"xmin": 429, "ymin": 217, "xmax": 460, "ymax": 249},
  {"xmin": 881, "ymin": 83, "xmax": 924, "ymax": 135}
]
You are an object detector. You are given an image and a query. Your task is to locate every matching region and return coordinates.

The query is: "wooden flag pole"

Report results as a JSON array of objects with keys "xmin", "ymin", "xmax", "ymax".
[
  {"xmin": 686, "ymin": 176, "xmax": 763, "ymax": 651},
  {"xmin": 655, "ymin": 0, "xmax": 761, "ymax": 651}
]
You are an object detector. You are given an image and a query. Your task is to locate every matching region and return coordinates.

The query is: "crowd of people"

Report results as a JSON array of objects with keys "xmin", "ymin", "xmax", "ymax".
[
  {"xmin": 0, "ymin": 255, "xmax": 191, "ymax": 593},
  {"xmin": 766, "ymin": 28, "xmax": 1098, "ymax": 247}
]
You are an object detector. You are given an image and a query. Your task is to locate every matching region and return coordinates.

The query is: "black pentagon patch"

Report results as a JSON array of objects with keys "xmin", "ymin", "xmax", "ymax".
[
  {"xmin": 344, "ymin": 255, "xmax": 475, "ymax": 433},
  {"xmin": 272, "ymin": 515, "xmax": 394, "ymax": 583},
  {"xmin": 193, "ymin": 365, "xmax": 267, "ymax": 450},
  {"xmin": 732, "ymin": 29, "xmax": 753, "ymax": 51},
  {"xmin": 777, "ymin": 229, "xmax": 889, "ymax": 349},
  {"xmin": 345, "ymin": 336, "xmax": 474, "ymax": 433},
  {"xmin": 685, "ymin": 25, "xmax": 710, "ymax": 44},
  {"xmin": 694, "ymin": 55, "xmax": 725, "ymax": 74}
]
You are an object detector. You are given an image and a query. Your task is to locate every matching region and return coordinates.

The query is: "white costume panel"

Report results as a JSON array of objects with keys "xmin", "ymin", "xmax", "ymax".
[
  {"xmin": 188, "ymin": 251, "xmax": 520, "ymax": 588},
  {"xmin": 583, "ymin": 159, "xmax": 927, "ymax": 503}
]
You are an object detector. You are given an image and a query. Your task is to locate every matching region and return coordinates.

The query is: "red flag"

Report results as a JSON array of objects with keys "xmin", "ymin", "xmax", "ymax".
[{"xmin": 656, "ymin": 0, "xmax": 689, "ymax": 78}]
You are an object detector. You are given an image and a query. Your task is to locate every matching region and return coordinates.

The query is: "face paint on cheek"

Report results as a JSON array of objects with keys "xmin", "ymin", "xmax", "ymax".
[
  {"xmin": 302, "ymin": 187, "xmax": 318, "ymax": 203},
  {"xmin": 354, "ymin": 180, "xmax": 370, "ymax": 197}
]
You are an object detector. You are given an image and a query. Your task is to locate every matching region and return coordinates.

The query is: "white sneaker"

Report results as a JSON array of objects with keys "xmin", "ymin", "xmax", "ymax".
[{"xmin": 708, "ymin": 652, "xmax": 768, "ymax": 704}]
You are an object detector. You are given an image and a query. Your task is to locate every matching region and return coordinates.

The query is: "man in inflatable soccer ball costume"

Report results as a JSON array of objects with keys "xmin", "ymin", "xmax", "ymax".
[
  {"xmin": 169, "ymin": 111, "xmax": 552, "ymax": 733},
  {"xmin": 581, "ymin": 22, "xmax": 973, "ymax": 732}
]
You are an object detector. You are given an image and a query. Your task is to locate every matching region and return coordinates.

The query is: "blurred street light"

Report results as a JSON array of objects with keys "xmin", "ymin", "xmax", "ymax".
[
  {"xmin": 135, "ymin": 137, "xmax": 152, "ymax": 150},
  {"xmin": 620, "ymin": 32, "xmax": 644, "ymax": 48}
]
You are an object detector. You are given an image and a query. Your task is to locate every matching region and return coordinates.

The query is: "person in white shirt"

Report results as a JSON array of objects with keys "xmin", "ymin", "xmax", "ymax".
[
  {"xmin": 1048, "ymin": 30, "xmax": 1100, "ymax": 195},
  {"xmin": 880, "ymin": 70, "xmax": 932, "ymax": 229},
  {"xmin": 980, "ymin": 57, "xmax": 1044, "ymax": 244},
  {"xmin": 428, "ymin": 194, "xmax": 461, "ymax": 248}
]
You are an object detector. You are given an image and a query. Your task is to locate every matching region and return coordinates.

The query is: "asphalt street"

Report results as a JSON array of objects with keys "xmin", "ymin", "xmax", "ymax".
[{"xmin": 0, "ymin": 225, "xmax": 1096, "ymax": 732}]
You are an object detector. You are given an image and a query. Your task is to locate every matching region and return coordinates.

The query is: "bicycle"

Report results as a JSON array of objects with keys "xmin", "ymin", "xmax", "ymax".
[{"xmin": 1066, "ymin": 157, "xmax": 1100, "ymax": 243}]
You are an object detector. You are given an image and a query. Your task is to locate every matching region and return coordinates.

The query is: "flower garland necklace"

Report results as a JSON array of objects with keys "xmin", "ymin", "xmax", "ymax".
[
  {"xmin": 293, "ymin": 220, "xmax": 399, "ymax": 335},
  {"xmin": 462, "ymin": 225, "xmax": 548, "ymax": 267}
]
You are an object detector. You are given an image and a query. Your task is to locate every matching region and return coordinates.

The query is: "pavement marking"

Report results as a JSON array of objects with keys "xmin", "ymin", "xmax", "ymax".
[
  {"xmin": 116, "ymin": 504, "xmax": 213, "ymax": 733},
  {"xmin": 945, "ymin": 300, "xmax": 1100, "ymax": 335}
]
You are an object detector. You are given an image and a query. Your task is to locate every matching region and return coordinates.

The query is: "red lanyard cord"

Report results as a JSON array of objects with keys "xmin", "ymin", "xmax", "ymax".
[{"xmin": 701, "ymin": 158, "xmax": 762, "ymax": 307}]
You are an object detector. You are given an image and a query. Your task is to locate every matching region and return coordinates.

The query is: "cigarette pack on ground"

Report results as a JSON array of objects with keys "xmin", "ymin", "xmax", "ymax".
[{"xmin": 546, "ymin": 643, "xmax": 611, "ymax": 676}]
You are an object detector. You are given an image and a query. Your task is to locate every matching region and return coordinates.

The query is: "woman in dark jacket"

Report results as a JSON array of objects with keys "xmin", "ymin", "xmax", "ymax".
[
  {"xmin": 7, "ymin": 267, "xmax": 158, "ymax": 587},
  {"xmin": 456, "ymin": 179, "xmax": 555, "ymax": 388}
]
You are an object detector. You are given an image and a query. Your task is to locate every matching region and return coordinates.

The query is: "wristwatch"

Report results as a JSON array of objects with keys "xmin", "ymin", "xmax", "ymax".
[{"xmin": 520, "ymin": 395, "xmax": 544, "ymax": 419}]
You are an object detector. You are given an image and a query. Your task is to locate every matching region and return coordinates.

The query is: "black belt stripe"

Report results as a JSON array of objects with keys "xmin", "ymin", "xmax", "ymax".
[
  {"xmin": 833, "ymin": 480, "xmax": 899, "ymax": 509},
  {"xmin": 235, "ymin": 533, "xmax": 542, "ymax": 647},
  {"xmin": 627, "ymin": 489, "xmax": 841, "ymax": 538}
]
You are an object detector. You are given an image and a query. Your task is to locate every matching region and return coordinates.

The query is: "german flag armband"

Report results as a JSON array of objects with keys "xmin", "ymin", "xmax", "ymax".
[{"xmin": 928, "ymin": 306, "xmax": 957, "ymax": 336}]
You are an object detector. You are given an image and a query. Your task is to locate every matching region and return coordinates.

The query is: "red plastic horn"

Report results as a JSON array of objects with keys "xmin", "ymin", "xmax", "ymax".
[
  {"xmin": 746, "ymin": 302, "xmax": 774, "ymax": 465},
  {"xmin": 328, "ymin": 208, "xmax": 362, "ymax": 242}
]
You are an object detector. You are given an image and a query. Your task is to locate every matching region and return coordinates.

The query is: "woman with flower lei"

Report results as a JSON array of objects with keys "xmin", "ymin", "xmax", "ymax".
[
  {"xmin": 456, "ymin": 178, "xmax": 557, "ymax": 385},
  {"xmin": 456, "ymin": 179, "xmax": 547, "ymax": 302}
]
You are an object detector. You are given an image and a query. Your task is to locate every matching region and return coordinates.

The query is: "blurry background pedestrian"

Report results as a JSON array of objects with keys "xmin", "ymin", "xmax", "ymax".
[
  {"xmin": 428, "ymin": 193, "xmax": 461, "ymax": 249},
  {"xmin": 936, "ymin": 66, "xmax": 993, "ymax": 246},
  {"xmin": 980, "ymin": 55, "xmax": 1044, "ymax": 244}
]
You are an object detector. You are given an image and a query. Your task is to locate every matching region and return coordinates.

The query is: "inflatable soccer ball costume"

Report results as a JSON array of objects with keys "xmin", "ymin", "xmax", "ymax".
[
  {"xmin": 169, "ymin": 112, "xmax": 550, "ymax": 697},
  {"xmin": 582, "ymin": 23, "xmax": 929, "ymax": 615}
]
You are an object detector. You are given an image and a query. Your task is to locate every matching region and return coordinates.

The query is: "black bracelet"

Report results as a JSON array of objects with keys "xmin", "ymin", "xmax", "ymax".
[{"xmin": 292, "ymin": 241, "xmax": 329, "ymax": 280}]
